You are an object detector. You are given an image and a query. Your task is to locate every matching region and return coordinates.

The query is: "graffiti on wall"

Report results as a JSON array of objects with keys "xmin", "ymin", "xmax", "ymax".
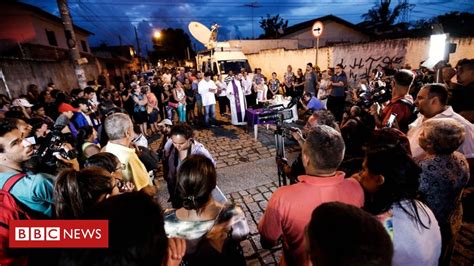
[
  {"xmin": 333, "ymin": 44, "xmax": 406, "ymax": 85},
  {"xmin": 337, "ymin": 55, "xmax": 404, "ymax": 82}
]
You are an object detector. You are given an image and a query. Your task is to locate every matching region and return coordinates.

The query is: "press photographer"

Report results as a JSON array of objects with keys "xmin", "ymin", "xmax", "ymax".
[
  {"xmin": 0, "ymin": 118, "xmax": 55, "ymax": 218},
  {"xmin": 369, "ymin": 69, "xmax": 416, "ymax": 133},
  {"xmin": 276, "ymin": 110, "xmax": 339, "ymax": 184},
  {"xmin": 27, "ymin": 124, "xmax": 79, "ymax": 175}
]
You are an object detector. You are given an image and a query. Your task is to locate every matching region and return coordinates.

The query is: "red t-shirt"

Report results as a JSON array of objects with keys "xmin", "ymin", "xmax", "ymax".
[
  {"xmin": 381, "ymin": 96, "xmax": 413, "ymax": 133},
  {"xmin": 258, "ymin": 172, "xmax": 364, "ymax": 266}
]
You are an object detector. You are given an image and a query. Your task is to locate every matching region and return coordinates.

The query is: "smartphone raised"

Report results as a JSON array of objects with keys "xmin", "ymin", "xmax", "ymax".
[{"xmin": 385, "ymin": 113, "xmax": 397, "ymax": 128}]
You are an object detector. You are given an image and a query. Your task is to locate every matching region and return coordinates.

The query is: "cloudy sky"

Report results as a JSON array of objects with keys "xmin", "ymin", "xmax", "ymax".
[{"xmin": 21, "ymin": 0, "xmax": 473, "ymax": 52}]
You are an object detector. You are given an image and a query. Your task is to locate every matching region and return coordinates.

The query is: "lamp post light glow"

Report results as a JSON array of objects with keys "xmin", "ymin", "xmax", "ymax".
[{"xmin": 153, "ymin": 31, "xmax": 162, "ymax": 40}]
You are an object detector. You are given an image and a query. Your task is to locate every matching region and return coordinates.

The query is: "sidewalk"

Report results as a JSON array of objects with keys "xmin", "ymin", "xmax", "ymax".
[{"xmin": 150, "ymin": 120, "xmax": 474, "ymax": 265}]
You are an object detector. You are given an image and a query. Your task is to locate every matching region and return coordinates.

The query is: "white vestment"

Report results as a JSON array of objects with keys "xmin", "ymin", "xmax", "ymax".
[{"xmin": 226, "ymin": 80, "xmax": 247, "ymax": 125}]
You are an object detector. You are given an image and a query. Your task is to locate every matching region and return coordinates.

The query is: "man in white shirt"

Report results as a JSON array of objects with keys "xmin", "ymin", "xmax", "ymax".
[
  {"xmin": 162, "ymin": 69, "xmax": 172, "ymax": 87},
  {"xmin": 198, "ymin": 72, "xmax": 218, "ymax": 127},
  {"xmin": 407, "ymin": 83, "xmax": 474, "ymax": 164}
]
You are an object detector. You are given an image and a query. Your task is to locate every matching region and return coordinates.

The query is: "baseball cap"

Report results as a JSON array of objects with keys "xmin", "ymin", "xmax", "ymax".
[
  {"xmin": 158, "ymin": 119, "xmax": 173, "ymax": 126},
  {"xmin": 58, "ymin": 103, "xmax": 79, "ymax": 113},
  {"xmin": 12, "ymin": 98, "xmax": 33, "ymax": 108}
]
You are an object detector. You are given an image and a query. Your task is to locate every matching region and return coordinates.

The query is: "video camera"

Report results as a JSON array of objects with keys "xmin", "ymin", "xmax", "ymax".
[
  {"xmin": 258, "ymin": 105, "xmax": 296, "ymax": 135},
  {"xmin": 257, "ymin": 104, "xmax": 298, "ymax": 187},
  {"xmin": 32, "ymin": 126, "xmax": 78, "ymax": 171},
  {"xmin": 357, "ymin": 79, "xmax": 392, "ymax": 108}
]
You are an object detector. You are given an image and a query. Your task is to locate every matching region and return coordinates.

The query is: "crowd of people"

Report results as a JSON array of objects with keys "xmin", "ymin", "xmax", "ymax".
[{"xmin": 0, "ymin": 57, "xmax": 473, "ymax": 266}]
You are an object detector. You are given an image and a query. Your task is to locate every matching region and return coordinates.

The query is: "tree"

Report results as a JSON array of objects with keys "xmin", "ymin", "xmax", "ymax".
[
  {"xmin": 361, "ymin": 0, "xmax": 414, "ymax": 34},
  {"xmin": 259, "ymin": 14, "xmax": 288, "ymax": 39},
  {"xmin": 411, "ymin": 12, "xmax": 474, "ymax": 37},
  {"xmin": 150, "ymin": 28, "xmax": 194, "ymax": 62}
]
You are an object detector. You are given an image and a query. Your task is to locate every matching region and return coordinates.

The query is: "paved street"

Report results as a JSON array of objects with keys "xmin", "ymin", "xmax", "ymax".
[{"xmin": 149, "ymin": 117, "xmax": 474, "ymax": 266}]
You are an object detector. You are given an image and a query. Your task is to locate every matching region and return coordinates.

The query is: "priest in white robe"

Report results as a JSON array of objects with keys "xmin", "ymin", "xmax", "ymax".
[{"xmin": 226, "ymin": 73, "xmax": 247, "ymax": 125}]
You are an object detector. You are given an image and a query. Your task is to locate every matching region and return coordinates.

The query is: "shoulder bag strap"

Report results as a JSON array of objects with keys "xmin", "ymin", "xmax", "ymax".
[{"xmin": 2, "ymin": 173, "xmax": 27, "ymax": 192}]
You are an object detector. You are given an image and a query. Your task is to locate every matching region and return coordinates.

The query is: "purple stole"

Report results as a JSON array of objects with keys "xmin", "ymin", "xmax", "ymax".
[{"xmin": 231, "ymin": 80, "xmax": 243, "ymax": 122}]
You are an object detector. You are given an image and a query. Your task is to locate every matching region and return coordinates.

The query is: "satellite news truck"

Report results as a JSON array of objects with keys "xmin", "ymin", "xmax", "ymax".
[{"xmin": 189, "ymin": 22, "xmax": 252, "ymax": 77}]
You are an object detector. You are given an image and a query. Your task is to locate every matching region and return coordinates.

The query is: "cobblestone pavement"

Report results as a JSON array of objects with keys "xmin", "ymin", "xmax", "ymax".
[{"xmin": 149, "ymin": 116, "xmax": 474, "ymax": 266}]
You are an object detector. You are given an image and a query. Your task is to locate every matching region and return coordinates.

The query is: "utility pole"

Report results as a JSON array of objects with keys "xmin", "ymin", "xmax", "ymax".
[
  {"xmin": 243, "ymin": 2, "xmax": 262, "ymax": 39},
  {"xmin": 134, "ymin": 26, "xmax": 143, "ymax": 73},
  {"xmin": 57, "ymin": 0, "xmax": 86, "ymax": 88}
]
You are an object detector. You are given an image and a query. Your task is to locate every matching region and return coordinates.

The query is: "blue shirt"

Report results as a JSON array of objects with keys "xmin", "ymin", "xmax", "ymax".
[
  {"xmin": 0, "ymin": 171, "xmax": 55, "ymax": 217},
  {"xmin": 330, "ymin": 72, "xmax": 347, "ymax": 97},
  {"xmin": 307, "ymin": 96, "xmax": 325, "ymax": 111}
]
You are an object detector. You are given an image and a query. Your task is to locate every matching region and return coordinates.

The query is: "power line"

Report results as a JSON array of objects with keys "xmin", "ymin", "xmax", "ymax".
[{"xmin": 75, "ymin": 0, "xmax": 136, "ymax": 46}]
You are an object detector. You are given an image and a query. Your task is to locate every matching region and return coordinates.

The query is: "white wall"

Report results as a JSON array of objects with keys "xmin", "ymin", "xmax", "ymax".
[
  {"xmin": 333, "ymin": 39, "xmax": 408, "ymax": 85},
  {"xmin": 246, "ymin": 46, "xmax": 331, "ymax": 79},
  {"xmin": 246, "ymin": 37, "xmax": 474, "ymax": 85}
]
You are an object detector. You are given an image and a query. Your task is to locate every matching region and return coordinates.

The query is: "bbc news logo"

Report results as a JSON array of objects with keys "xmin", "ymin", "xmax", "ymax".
[{"xmin": 10, "ymin": 220, "xmax": 108, "ymax": 248}]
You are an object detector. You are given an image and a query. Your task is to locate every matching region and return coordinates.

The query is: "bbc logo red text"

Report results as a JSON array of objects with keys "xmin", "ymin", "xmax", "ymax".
[{"xmin": 9, "ymin": 220, "xmax": 108, "ymax": 248}]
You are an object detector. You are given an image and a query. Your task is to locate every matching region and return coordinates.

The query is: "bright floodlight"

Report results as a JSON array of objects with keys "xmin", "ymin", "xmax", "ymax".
[
  {"xmin": 429, "ymin": 34, "xmax": 447, "ymax": 62},
  {"xmin": 153, "ymin": 31, "xmax": 162, "ymax": 39}
]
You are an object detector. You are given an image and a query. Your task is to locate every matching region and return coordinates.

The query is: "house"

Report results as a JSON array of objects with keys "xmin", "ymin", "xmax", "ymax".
[
  {"xmin": 0, "ymin": 1, "xmax": 93, "ymax": 55},
  {"xmin": 92, "ymin": 45, "xmax": 138, "ymax": 87},
  {"xmin": 279, "ymin": 14, "xmax": 370, "ymax": 48},
  {"xmin": 0, "ymin": 1, "xmax": 98, "ymax": 97}
]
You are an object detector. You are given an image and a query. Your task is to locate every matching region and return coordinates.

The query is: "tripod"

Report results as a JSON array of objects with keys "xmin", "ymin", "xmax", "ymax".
[{"xmin": 274, "ymin": 120, "xmax": 288, "ymax": 187}]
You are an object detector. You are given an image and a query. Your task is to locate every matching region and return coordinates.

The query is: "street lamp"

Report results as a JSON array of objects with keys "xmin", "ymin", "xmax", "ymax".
[{"xmin": 153, "ymin": 30, "xmax": 161, "ymax": 40}]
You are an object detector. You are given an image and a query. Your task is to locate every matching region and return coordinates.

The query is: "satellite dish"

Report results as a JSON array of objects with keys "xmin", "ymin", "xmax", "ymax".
[{"xmin": 189, "ymin": 22, "xmax": 213, "ymax": 48}]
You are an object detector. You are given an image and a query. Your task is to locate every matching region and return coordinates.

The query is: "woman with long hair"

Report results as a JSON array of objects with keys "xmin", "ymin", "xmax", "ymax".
[
  {"xmin": 172, "ymin": 81, "xmax": 187, "ymax": 122},
  {"xmin": 354, "ymin": 128, "xmax": 441, "ymax": 266},
  {"xmin": 54, "ymin": 167, "xmax": 120, "ymax": 219},
  {"xmin": 164, "ymin": 155, "xmax": 248, "ymax": 266}
]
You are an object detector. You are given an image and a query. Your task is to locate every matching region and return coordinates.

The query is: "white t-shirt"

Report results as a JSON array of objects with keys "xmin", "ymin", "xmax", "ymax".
[
  {"xmin": 198, "ymin": 79, "xmax": 217, "ymax": 106},
  {"xmin": 216, "ymin": 80, "xmax": 227, "ymax": 97},
  {"xmin": 242, "ymin": 76, "xmax": 253, "ymax": 96},
  {"xmin": 387, "ymin": 200, "xmax": 441, "ymax": 266},
  {"xmin": 407, "ymin": 106, "xmax": 474, "ymax": 159}
]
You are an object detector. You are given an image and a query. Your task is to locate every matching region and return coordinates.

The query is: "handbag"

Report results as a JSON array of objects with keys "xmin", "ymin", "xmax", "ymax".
[{"xmin": 168, "ymin": 102, "xmax": 179, "ymax": 109}]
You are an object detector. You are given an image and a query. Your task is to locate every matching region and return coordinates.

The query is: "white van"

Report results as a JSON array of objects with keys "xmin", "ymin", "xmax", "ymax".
[{"xmin": 196, "ymin": 42, "xmax": 252, "ymax": 76}]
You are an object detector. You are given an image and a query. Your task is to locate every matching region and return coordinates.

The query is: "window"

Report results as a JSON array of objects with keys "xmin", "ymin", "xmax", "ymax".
[
  {"xmin": 81, "ymin": 40, "xmax": 88, "ymax": 52},
  {"xmin": 45, "ymin": 29, "xmax": 58, "ymax": 46},
  {"xmin": 218, "ymin": 60, "xmax": 251, "ymax": 74}
]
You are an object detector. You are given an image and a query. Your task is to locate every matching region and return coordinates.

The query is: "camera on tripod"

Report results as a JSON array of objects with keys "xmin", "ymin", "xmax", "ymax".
[
  {"xmin": 258, "ymin": 104, "xmax": 294, "ymax": 125},
  {"xmin": 256, "ymin": 104, "xmax": 297, "ymax": 187}
]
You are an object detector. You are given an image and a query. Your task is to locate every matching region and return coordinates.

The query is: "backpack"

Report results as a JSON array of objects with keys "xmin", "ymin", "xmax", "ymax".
[
  {"xmin": 398, "ymin": 97, "xmax": 418, "ymax": 128},
  {"xmin": 0, "ymin": 173, "xmax": 29, "ymax": 266}
]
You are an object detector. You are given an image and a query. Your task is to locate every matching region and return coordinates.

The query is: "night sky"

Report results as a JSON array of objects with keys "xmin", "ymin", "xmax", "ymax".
[{"xmin": 20, "ymin": 0, "xmax": 474, "ymax": 52}]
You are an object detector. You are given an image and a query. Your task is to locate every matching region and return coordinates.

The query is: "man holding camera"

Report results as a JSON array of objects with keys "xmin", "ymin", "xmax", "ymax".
[
  {"xmin": 370, "ymin": 69, "xmax": 415, "ymax": 133},
  {"xmin": 0, "ymin": 118, "xmax": 54, "ymax": 217}
]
